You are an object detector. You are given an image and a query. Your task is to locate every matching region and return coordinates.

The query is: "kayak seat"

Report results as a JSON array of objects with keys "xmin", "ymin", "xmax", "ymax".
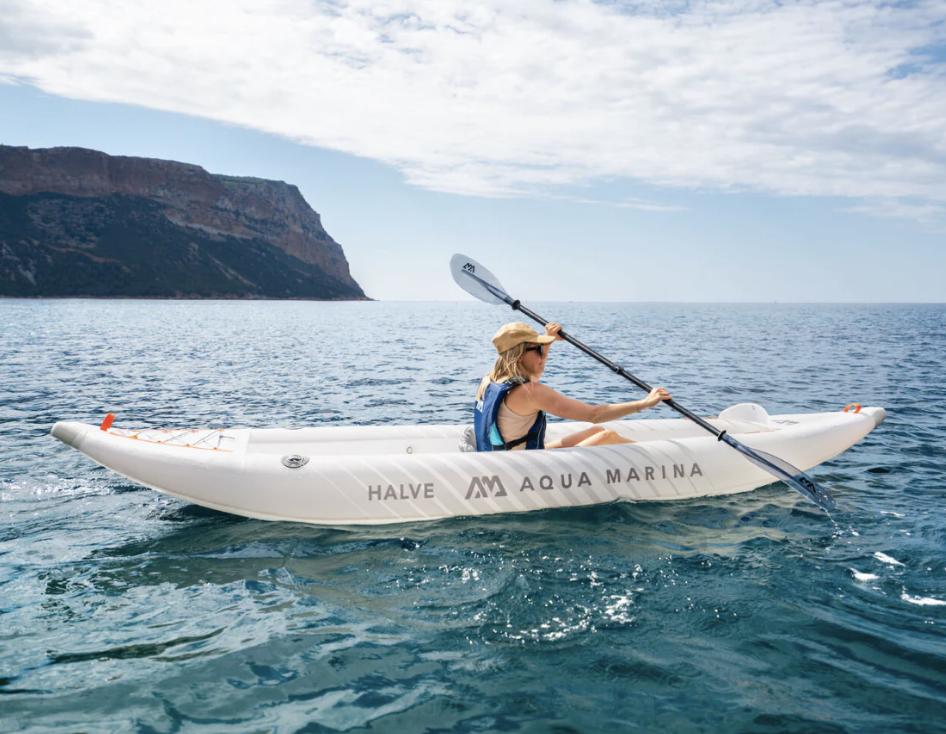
[{"xmin": 459, "ymin": 426, "xmax": 477, "ymax": 452}]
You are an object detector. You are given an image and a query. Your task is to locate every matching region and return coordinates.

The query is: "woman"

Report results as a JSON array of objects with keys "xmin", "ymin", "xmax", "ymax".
[{"xmin": 474, "ymin": 322, "xmax": 670, "ymax": 452}]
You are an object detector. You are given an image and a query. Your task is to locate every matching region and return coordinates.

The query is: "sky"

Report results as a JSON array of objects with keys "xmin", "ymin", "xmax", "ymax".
[{"xmin": 1, "ymin": 0, "xmax": 945, "ymax": 302}]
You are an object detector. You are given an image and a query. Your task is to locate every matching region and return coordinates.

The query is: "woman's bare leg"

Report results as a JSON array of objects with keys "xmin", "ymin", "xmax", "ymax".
[
  {"xmin": 576, "ymin": 428, "xmax": 634, "ymax": 446},
  {"xmin": 547, "ymin": 426, "xmax": 634, "ymax": 449},
  {"xmin": 546, "ymin": 425, "xmax": 606, "ymax": 449}
]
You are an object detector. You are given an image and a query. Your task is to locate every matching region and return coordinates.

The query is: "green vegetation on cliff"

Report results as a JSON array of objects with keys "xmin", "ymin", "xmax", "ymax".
[{"xmin": 0, "ymin": 192, "xmax": 366, "ymax": 299}]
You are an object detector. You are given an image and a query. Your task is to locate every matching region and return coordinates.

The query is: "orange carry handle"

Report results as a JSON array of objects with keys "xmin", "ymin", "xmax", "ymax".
[
  {"xmin": 843, "ymin": 404, "xmax": 862, "ymax": 414},
  {"xmin": 100, "ymin": 413, "xmax": 116, "ymax": 431}
]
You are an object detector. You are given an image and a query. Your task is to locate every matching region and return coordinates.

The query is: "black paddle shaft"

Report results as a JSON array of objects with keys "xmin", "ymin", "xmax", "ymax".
[
  {"xmin": 456, "ymin": 257, "xmax": 834, "ymax": 510},
  {"xmin": 510, "ymin": 301, "xmax": 724, "ymax": 438}
]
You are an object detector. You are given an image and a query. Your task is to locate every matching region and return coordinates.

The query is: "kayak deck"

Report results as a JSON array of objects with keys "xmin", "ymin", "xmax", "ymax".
[{"xmin": 86, "ymin": 403, "xmax": 882, "ymax": 458}]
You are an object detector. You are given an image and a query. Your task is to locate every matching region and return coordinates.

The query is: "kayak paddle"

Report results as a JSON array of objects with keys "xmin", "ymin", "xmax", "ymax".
[{"xmin": 450, "ymin": 253, "xmax": 836, "ymax": 512}]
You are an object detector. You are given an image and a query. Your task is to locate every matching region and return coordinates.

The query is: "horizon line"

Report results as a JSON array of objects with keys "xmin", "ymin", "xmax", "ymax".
[{"xmin": 2, "ymin": 297, "xmax": 944, "ymax": 306}]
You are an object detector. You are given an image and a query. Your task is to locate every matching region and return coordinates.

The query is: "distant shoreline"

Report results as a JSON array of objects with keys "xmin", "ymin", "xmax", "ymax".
[
  {"xmin": 2, "ymin": 297, "xmax": 942, "ymax": 305},
  {"xmin": 0, "ymin": 295, "xmax": 375, "ymax": 302}
]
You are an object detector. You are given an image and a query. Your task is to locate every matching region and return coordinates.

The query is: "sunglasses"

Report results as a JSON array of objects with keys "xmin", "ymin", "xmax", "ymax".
[{"xmin": 524, "ymin": 343, "xmax": 546, "ymax": 357}]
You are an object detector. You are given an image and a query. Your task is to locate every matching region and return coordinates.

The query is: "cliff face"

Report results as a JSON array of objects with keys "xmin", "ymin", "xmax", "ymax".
[{"xmin": 0, "ymin": 146, "xmax": 365, "ymax": 299}]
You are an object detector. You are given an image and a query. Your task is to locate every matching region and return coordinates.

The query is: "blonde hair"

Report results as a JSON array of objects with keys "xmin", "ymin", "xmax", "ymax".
[{"xmin": 477, "ymin": 342, "xmax": 533, "ymax": 400}]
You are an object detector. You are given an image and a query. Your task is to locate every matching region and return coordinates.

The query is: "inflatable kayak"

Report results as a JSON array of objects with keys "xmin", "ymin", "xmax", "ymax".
[
  {"xmin": 51, "ymin": 403, "xmax": 884, "ymax": 525},
  {"xmin": 52, "ymin": 403, "xmax": 886, "ymax": 525}
]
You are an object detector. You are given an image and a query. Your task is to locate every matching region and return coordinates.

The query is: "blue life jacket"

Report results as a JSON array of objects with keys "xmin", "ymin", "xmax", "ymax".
[{"xmin": 474, "ymin": 378, "xmax": 546, "ymax": 451}]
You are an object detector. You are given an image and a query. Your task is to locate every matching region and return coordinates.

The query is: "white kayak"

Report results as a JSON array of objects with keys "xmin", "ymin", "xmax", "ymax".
[{"xmin": 51, "ymin": 403, "xmax": 885, "ymax": 525}]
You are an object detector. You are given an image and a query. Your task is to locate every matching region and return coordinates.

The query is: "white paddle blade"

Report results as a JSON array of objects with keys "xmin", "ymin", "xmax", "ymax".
[{"xmin": 450, "ymin": 254, "xmax": 512, "ymax": 306}]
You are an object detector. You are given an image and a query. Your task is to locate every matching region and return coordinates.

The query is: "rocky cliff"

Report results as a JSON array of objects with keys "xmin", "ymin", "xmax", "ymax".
[{"xmin": 0, "ymin": 146, "xmax": 366, "ymax": 299}]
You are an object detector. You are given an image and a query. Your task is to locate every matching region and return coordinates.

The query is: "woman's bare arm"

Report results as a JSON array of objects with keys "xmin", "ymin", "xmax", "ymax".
[{"xmin": 509, "ymin": 382, "xmax": 670, "ymax": 423}]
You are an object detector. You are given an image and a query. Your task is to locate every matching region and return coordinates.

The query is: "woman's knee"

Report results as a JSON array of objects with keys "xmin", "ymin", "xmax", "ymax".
[
  {"xmin": 580, "ymin": 428, "xmax": 616, "ymax": 445},
  {"xmin": 554, "ymin": 425, "xmax": 604, "ymax": 448},
  {"xmin": 580, "ymin": 426, "xmax": 610, "ymax": 444},
  {"xmin": 581, "ymin": 428, "xmax": 632, "ymax": 446}
]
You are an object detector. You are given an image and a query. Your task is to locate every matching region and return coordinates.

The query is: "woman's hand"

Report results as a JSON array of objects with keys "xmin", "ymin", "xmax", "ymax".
[
  {"xmin": 641, "ymin": 387, "xmax": 671, "ymax": 409},
  {"xmin": 545, "ymin": 322, "xmax": 565, "ymax": 341}
]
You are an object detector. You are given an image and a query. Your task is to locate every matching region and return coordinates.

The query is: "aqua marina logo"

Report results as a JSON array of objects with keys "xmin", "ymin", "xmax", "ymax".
[{"xmin": 465, "ymin": 475, "xmax": 507, "ymax": 499}]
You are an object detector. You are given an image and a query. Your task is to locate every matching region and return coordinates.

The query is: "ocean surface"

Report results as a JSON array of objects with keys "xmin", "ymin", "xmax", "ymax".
[{"xmin": 1, "ymin": 300, "xmax": 944, "ymax": 734}]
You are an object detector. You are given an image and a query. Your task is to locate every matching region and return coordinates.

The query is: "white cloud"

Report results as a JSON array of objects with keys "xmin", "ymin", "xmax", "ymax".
[
  {"xmin": 2, "ymin": 0, "xmax": 946, "ymax": 219},
  {"xmin": 843, "ymin": 198, "xmax": 946, "ymax": 232},
  {"xmin": 570, "ymin": 196, "xmax": 687, "ymax": 212}
]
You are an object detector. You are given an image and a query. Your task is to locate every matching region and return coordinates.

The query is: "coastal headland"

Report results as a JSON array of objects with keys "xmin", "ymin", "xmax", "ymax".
[{"xmin": 0, "ymin": 146, "xmax": 366, "ymax": 299}]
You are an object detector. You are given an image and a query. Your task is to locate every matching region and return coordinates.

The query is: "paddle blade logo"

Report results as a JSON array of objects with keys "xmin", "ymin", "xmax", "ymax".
[{"xmin": 450, "ymin": 253, "xmax": 509, "ymax": 305}]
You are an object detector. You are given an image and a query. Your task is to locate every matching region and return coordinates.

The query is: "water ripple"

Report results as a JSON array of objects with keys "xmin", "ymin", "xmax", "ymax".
[{"xmin": 1, "ymin": 301, "xmax": 945, "ymax": 732}]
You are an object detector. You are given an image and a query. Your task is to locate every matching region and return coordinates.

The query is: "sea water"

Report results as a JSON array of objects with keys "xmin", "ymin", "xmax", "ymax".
[{"xmin": 1, "ymin": 300, "xmax": 944, "ymax": 733}]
